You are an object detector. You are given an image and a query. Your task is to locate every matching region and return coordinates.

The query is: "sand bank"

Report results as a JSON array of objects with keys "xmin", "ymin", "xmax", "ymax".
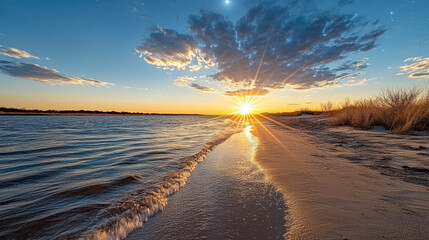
[{"xmin": 253, "ymin": 118, "xmax": 429, "ymax": 239}]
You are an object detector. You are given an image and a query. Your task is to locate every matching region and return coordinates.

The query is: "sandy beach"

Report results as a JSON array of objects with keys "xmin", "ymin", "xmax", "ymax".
[{"xmin": 253, "ymin": 115, "xmax": 429, "ymax": 239}]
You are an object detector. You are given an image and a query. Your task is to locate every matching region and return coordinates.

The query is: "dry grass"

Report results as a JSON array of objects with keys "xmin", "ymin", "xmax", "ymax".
[{"xmin": 331, "ymin": 88, "xmax": 429, "ymax": 133}]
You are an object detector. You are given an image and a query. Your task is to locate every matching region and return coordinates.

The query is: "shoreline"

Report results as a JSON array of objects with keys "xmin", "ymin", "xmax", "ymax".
[
  {"xmin": 0, "ymin": 107, "xmax": 207, "ymax": 116},
  {"xmin": 252, "ymin": 117, "xmax": 429, "ymax": 239},
  {"xmin": 0, "ymin": 112, "xmax": 204, "ymax": 116},
  {"xmin": 126, "ymin": 128, "xmax": 287, "ymax": 239}
]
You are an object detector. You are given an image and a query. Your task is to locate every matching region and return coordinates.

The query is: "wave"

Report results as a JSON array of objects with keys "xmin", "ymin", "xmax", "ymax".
[{"xmin": 78, "ymin": 130, "xmax": 237, "ymax": 240}]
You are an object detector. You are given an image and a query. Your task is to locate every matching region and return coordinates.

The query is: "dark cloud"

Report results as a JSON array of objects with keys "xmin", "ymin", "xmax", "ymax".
[
  {"xmin": 190, "ymin": 83, "xmax": 214, "ymax": 92},
  {"xmin": 225, "ymin": 88, "xmax": 270, "ymax": 96},
  {"xmin": 188, "ymin": 11, "xmax": 240, "ymax": 69},
  {"xmin": 135, "ymin": 28, "xmax": 199, "ymax": 70},
  {"xmin": 411, "ymin": 72, "xmax": 429, "ymax": 77},
  {"xmin": 0, "ymin": 60, "xmax": 111, "ymax": 86},
  {"xmin": 137, "ymin": 2, "xmax": 385, "ymax": 96},
  {"xmin": 174, "ymin": 75, "xmax": 214, "ymax": 92}
]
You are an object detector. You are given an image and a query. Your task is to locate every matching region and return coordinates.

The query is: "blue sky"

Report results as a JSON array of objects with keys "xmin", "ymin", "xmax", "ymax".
[{"xmin": 0, "ymin": 0, "xmax": 428, "ymax": 114}]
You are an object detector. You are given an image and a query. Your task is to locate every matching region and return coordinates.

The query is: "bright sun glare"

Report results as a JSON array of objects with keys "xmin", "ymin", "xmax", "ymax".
[
  {"xmin": 231, "ymin": 96, "xmax": 258, "ymax": 128},
  {"xmin": 239, "ymin": 103, "xmax": 252, "ymax": 115},
  {"xmin": 233, "ymin": 96, "xmax": 257, "ymax": 116}
]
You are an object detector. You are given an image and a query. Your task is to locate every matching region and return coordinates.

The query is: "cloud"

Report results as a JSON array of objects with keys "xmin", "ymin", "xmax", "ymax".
[
  {"xmin": 0, "ymin": 60, "xmax": 111, "ymax": 86},
  {"xmin": 174, "ymin": 75, "xmax": 214, "ymax": 92},
  {"xmin": 174, "ymin": 75, "xmax": 197, "ymax": 86},
  {"xmin": 0, "ymin": 46, "xmax": 39, "ymax": 59},
  {"xmin": 404, "ymin": 57, "xmax": 423, "ymax": 62},
  {"xmin": 124, "ymin": 85, "xmax": 149, "ymax": 91},
  {"xmin": 225, "ymin": 88, "xmax": 270, "ymax": 96},
  {"xmin": 135, "ymin": 28, "xmax": 199, "ymax": 70},
  {"xmin": 399, "ymin": 57, "xmax": 429, "ymax": 79},
  {"xmin": 343, "ymin": 78, "xmax": 368, "ymax": 86},
  {"xmin": 190, "ymin": 83, "xmax": 214, "ymax": 92},
  {"xmin": 137, "ymin": 2, "xmax": 385, "ymax": 96}
]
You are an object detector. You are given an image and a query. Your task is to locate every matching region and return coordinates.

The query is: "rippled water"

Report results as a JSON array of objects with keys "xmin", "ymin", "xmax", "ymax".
[{"xmin": 0, "ymin": 115, "xmax": 235, "ymax": 240}]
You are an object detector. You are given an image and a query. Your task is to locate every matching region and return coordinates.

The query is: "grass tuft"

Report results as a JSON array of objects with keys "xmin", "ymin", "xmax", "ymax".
[{"xmin": 331, "ymin": 88, "xmax": 429, "ymax": 133}]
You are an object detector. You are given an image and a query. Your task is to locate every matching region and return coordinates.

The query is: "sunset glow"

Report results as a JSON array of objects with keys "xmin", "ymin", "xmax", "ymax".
[
  {"xmin": 233, "ymin": 95, "xmax": 259, "ymax": 116},
  {"xmin": 1, "ymin": 1, "xmax": 428, "ymax": 239},
  {"xmin": 238, "ymin": 103, "xmax": 252, "ymax": 115},
  {"xmin": 0, "ymin": 0, "xmax": 428, "ymax": 114}
]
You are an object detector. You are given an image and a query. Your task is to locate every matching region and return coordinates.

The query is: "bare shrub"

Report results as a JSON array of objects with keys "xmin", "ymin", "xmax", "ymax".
[{"xmin": 320, "ymin": 101, "xmax": 333, "ymax": 112}]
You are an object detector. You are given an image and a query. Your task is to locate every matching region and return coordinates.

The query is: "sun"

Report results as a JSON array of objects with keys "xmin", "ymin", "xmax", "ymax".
[
  {"xmin": 231, "ymin": 96, "xmax": 258, "ymax": 128},
  {"xmin": 230, "ymin": 95, "xmax": 260, "ymax": 128},
  {"xmin": 238, "ymin": 103, "xmax": 252, "ymax": 115},
  {"xmin": 233, "ymin": 96, "xmax": 258, "ymax": 116}
]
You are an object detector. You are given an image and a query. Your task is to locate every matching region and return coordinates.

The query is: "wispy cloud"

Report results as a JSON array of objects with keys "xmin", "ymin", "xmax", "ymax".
[
  {"xmin": 225, "ymin": 88, "xmax": 270, "ymax": 96},
  {"xmin": 0, "ymin": 45, "xmax": 39, "ymax": 59},
  {"xmin": 399, "ymin": 57, "xmax": 429, "ymax": 79},
  {"xmin": 123, "ymin": 85, "xmax": 149, "ymax": 91},
  {"xmin": 189, "ymin": 83, "xmax": 214, "ymax": 92},
  {"xmin": 343, "ymin": 78, "xmax": 369, "ymax": 86},
  {"xmin": 174, "ymin": 75, "xmax": 197, "ymax": 86},
  {"xmin": 174, "ymin": 75, "xmax": 214, "ymax": 92},
  {"xmin": 137, "ymin": 1, "xmax": 385, "ymax": 96},
  {"xmin": 0, "ymin": 60, "xmax": 112, "ymax": 86}
]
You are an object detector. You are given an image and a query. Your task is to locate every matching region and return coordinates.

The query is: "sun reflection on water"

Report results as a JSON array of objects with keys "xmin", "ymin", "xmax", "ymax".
[{"xmin": 244, "ymin": 125, "xmax": 254, "ymax": 142}]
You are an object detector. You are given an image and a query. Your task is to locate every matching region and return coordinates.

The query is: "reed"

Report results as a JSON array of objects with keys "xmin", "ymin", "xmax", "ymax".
[{"xmin": 331, "ymin": 88, "xmax": 429, "ymax": 133}]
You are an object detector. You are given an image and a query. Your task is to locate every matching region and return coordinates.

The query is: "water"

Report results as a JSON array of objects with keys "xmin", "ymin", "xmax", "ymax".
[
  {"xmin": 0, "ymin": 115, "xmax": 236, "ymax": 239},
  {"xmin": 127, "ymin": 126, "xmax": 286, "ymax": 239}
]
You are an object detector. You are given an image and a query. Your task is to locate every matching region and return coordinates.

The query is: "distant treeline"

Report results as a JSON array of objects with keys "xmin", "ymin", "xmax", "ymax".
[{"xmin": 0, "ymin": 107, "xmax": 200, "ymax": 116}]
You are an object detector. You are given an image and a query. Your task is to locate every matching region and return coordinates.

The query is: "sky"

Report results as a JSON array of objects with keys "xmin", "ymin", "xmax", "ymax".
[{"xmin": 0, "ymin": 0, "xmax": 428, "ymax": 114}]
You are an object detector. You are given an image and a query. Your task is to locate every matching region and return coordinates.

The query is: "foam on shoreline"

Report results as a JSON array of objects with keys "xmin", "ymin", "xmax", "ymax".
[{"xmin": 79, "ymin": 131, "xmax": 237, "ymax": 240}]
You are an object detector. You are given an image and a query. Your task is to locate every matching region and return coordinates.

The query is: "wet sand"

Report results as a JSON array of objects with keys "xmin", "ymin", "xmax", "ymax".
[
  {"xmin": 127, "ymin": 128, "xmax": 286, "ymax": 240},
  {"xmin": 268, "ymin": 115, "xmax": 429, "ymax": 186},
  {"xmin": 253, "ymin": 117, "xmax": 429, "ymax": 239}
]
